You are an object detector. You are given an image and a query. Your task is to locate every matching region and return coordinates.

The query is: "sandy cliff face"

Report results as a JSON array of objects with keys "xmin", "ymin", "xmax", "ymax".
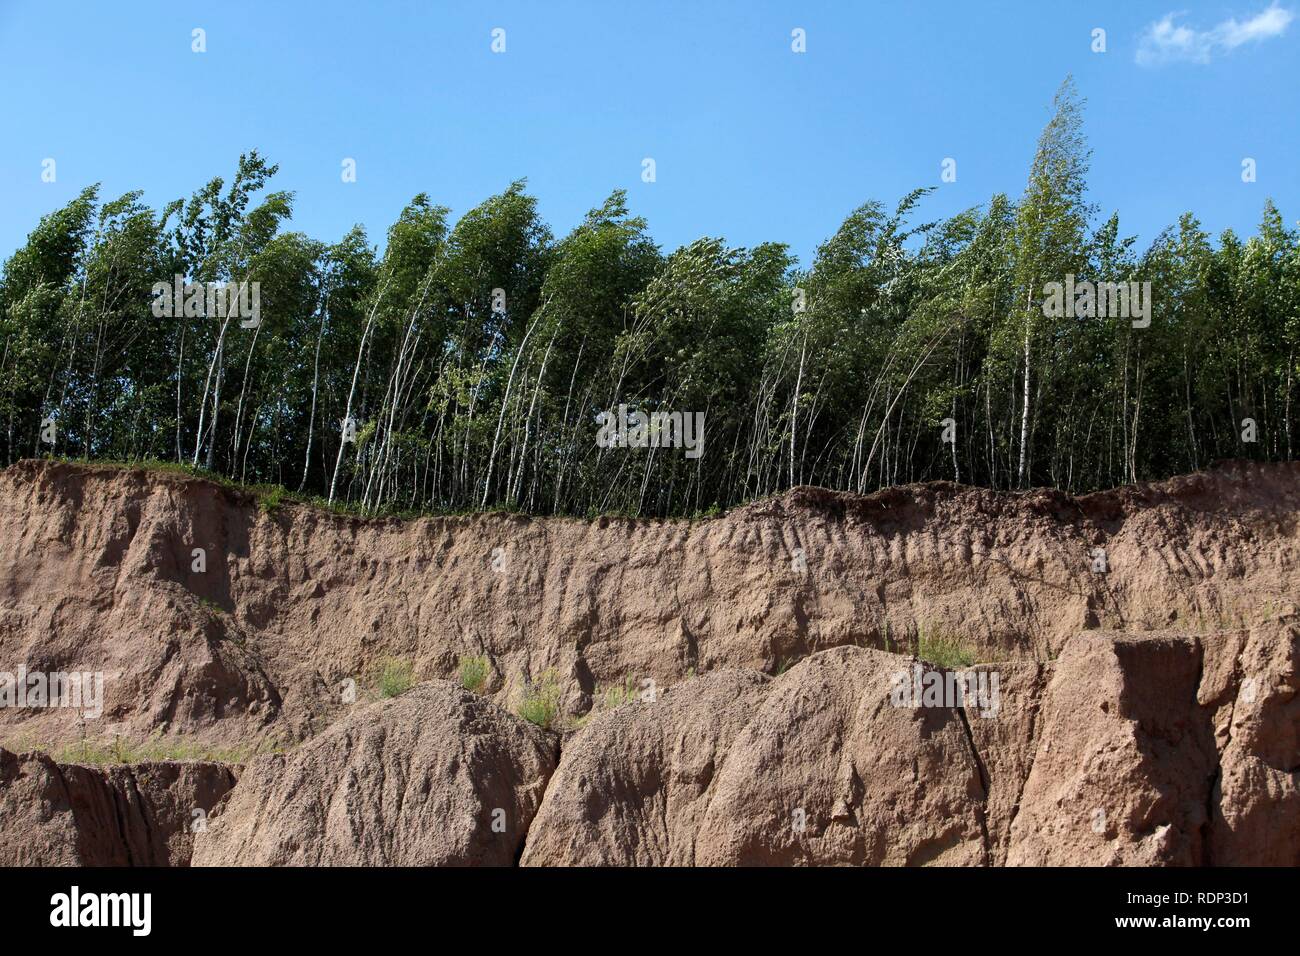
[
  {"xmin": 0, "ymin": 749, "xmax": 235, "ymax": 866},
  {"xmin": 0, "ymin": 459, "xmax": 1296, "ymax": 866},
  {"xmin": 2, "ymin": 458, "xmax": 1297, "ymax": 749},
  {"xmin": 519, "ymin": 627, "xmax": 1298, "ymax": 866}
]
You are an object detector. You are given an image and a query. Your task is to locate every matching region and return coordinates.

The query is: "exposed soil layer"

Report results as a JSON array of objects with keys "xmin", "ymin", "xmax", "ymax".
[
  {"xmin": 0, "ymin": 749, "xmax": 235, "ymax": 866},
  {"xmin": 1, "ymin": 459, "xmax": 1297, "ymax": 865}
]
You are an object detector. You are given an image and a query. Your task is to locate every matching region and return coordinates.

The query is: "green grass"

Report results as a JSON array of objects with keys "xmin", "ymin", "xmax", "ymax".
[
  {"xmin": 690, "ymin": 502, "xmax": 725, "ymax": 519},
  {"xmin": 33, "ymin": 456, "xmax": 744, "ymax": 523},
  {"xmin": 458, "ymin": 654, "xmax": 490, "ymax": 694},
  {"xmin": 601, "ymin": 676, "xmax": 641, "ymax": 710},
  {"xmin": 42, "ymin": 455, "xmax": 419, "ymax": 520},
  {"xmin": 517, "ymin": 668, "xmax": 561, "ymax": 730},
  {"xmin": 772, "ymin": 655, "xmax": 799, "ymax": 676},
  {"xmin": 563, "ymin": 711, "xmax": 594, "ymax": 731},
  {"xmin": 557, "ymin": 675, "xmax": 646, "ymax": 731},
  {"xmin": 916, "ymin": 625, "xmax": 976, "ymax": 668},
  {"xmin": 371, "ymin": 657, "xmax": 415, "ymax": 699},
  {"xmin": 53, "ymin": 455, "xmax": 245, "ymax": 491},
  {"xmin": 258, "ymin": 485, "xmax": 284, "ymax": 514}
]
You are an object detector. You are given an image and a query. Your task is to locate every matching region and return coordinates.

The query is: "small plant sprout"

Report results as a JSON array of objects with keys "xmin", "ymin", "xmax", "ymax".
[
  {"xmin": 916, "ymin": 625, "xmax": 975, "ymax": 668},
  {"xmin": 372, "ymin": 657, "xmax": 415, "ymax": 698},
  {"xmin": 459, "ymin": 654, "xmax": 490, "ymax": 694},
  {"xmin": 517, "ymin": 669, "xmax": 561, "ymax": 729}
]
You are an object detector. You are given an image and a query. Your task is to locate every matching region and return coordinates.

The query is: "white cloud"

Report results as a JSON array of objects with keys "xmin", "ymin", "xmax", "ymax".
[{"xmin": 1136, "ymin": 3, "xmax": 1294, "ymax": 65}]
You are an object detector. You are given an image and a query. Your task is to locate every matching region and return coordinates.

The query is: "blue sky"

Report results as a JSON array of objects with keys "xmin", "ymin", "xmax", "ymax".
[{"xmin": 1, "ymin": 1, "xmax": 1297, "ymax": 266}]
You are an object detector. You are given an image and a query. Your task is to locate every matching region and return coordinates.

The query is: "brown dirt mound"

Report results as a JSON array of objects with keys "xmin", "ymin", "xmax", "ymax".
[{"xmin": 191, "ymin": 680, "xmax": 557, "ymax": 866}]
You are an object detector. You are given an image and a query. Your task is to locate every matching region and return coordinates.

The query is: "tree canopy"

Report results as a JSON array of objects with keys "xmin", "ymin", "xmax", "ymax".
[{"xmin": 3, "ymin": 81, "xmax": 1297, "ymax": 517}]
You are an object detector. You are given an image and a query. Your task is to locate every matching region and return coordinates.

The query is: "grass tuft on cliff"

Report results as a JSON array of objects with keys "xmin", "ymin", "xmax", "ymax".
[
  {"xmin": 517, "ymin": 669, "xmax": 561, "ymax": 729},
  {"xmin": 371, "ymin": 657, "xmax": 416, "ymax": 699},
  {"xmin": 458, "ymin": 654, "xmax": 490, "ymax": 694},
  {"xmin": 916, "ymin": 625, "xmax": 976, "ymax": 668}
]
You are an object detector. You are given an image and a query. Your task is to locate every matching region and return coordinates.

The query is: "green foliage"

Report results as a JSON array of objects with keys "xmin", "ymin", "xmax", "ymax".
[
  {"xmin": 3, "ymin": 85, "xmax": 1299, "ymax": 516},
  {"xmin": 916, "ymin": 625, "xmax": 976, "ymax": 668},
  {"xmin": 371, "ymin": 657, "xmax": 415, "ymax": 698},
  {"xmin": 560, "ymin": 675, "xmax": 643, "ymax": 730},
  {"xmin": 600, "ymin": 676, "xmax": 640, "ymax": 710},
  {"xmin": 517, "ymin": 668, "xmax": 561, "ymax": 729},
  {"xmin": 258, "ymin": 485, "xmax": 284, "ymax": 513},
  {"xmin": 458, "ymin": 654, "xmax": 490, "ymax": 694}
]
